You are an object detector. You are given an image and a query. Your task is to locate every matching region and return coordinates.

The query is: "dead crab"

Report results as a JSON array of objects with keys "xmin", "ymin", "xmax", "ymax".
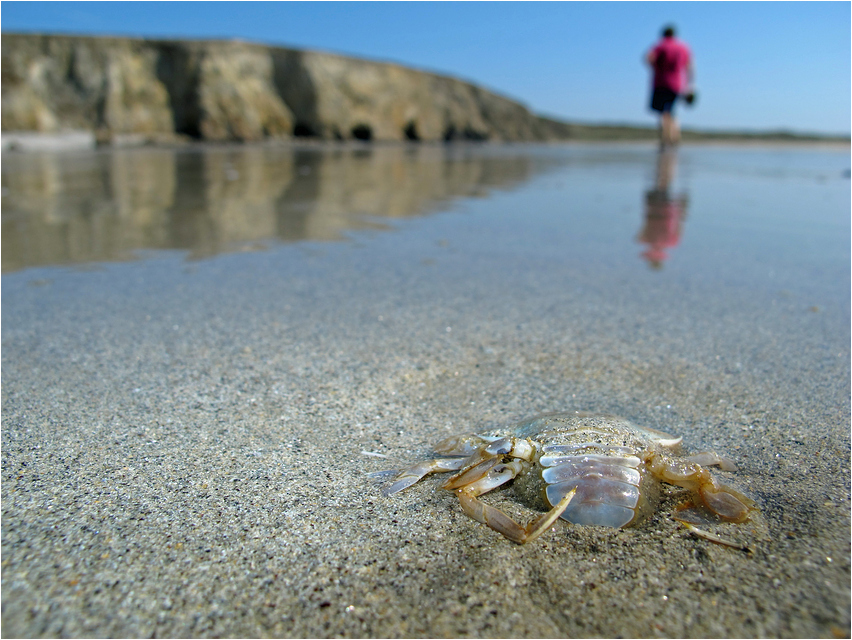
[{"xmin": 379, "ymin": 412, "xmax": 755, "ymax": 544}]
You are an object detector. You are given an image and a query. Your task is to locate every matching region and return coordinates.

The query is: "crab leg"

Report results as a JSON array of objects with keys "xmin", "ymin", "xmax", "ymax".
[
  {"xmin": 677, "ymin": 520, "xmax": 751, "ymax": 552},
  {"xmin": 382, "ymin": 457, "xmax": 469, "ymax": 496},
  {"xmin": 647, "ymin": 454, "xmax": 755, "ymax": 522},
  {"xmin": 441, "ymin": 457, "xmax": 501, "ymax": 490},
  {"xmin": 446, "ymin": 459, "xmax": 578, "ymax": 544}
]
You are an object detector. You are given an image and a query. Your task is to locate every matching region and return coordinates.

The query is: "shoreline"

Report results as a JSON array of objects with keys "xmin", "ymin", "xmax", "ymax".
[{"xmin": 2, "ymin": 129, "xmax": 848, "ymax": 154}]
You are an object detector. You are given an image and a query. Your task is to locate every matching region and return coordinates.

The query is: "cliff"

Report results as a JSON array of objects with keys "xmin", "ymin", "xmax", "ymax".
[{"xmin": 1, "ymin": 33, "xmax": 560, "ymax": 144}]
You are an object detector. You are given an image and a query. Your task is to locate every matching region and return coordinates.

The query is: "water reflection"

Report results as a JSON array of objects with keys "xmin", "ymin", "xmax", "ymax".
[
  {"xmin": 638, "ymin": 149, "xmax": 689, "ymax": 269},
  {"xmin": 1, "ymin": 144, "xmax": 540, "ymax": 272}
]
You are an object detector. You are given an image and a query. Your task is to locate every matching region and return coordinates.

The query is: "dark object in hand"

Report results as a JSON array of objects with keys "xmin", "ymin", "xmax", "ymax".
[{"xmin": 683, "ymin": 91, "xmax": 697, "ymax": 106}]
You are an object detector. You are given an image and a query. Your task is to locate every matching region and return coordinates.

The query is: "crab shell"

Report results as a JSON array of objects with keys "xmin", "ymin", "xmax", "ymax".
[{"xmin": 492, "ymin": 413, "xmax": 684, "ymax": 528}]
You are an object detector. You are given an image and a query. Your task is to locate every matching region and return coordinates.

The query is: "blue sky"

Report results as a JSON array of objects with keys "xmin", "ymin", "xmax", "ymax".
[{"xmin": 3, "ymin": 1, "xmax": 849, "ymax": 135}]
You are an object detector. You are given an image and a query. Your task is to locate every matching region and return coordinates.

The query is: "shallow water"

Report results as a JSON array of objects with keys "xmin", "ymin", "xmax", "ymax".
[
  {"xmin": 1, "ymin": 143, "xmax": 556, "ymax": 272},
  {"xmin": 2, "ymin": 142, "xmax": 849, "ymax": 638},
  {"xmin": 3, "ymin": 142, "xmax": 848, "ymax": 292}
]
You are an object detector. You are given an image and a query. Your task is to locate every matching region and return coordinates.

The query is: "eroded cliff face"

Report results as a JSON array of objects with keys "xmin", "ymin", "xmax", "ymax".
[
  {"xmin": 270, "ymin": 48, "xmax": 543, "ymax": 142},
  {"xmin": 2, "ymin": 35, "xmax": 176, "ymax": 140},
  {"xmin": 2, "ymin": 34, "xmax": 559, "ymax": 144}
]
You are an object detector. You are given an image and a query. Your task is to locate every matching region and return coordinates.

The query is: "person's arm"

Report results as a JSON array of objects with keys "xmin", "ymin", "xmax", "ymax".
[
  {"xmin": 645, "ymin": 49, "xmax": 657, "ymax": 67},
  {"xmin": 684, "ymin": 48, "xmax": 695, "ymax": 89}
]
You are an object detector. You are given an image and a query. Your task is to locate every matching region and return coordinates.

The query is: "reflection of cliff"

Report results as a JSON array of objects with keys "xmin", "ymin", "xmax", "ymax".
[
  {"xmin": 1, "ymin": 149, "xmax": 178, "ymax": 268},
  {"xmin": 3, "ymin": 34, "xmax": 564, "ymax": 144},
  {"xmin": 1, "ymin": 145, "xmax": 537, "ymax": 272},
  {"xmin": 275, "ymin": 147, "xmax": 534, "ymax": 241},
  {"xmin": 165, "ymin": 148, "xmax": 296, "ymax": 259}
]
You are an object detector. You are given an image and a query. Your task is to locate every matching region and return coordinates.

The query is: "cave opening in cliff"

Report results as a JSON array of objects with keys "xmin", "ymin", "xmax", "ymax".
[
  {"xmin": 443, "ymin": 124, "xmax": 488, "ymax": 142},
  {"xmin": 403, "ymin": 121, "xmax": 420, "ymax": 141},
  {"xmin": 351, "ymin": 124, "xmax": 373, "ymax": 141},
  {"xmin": 463, "ymin": 127, "xmax": 488, "ymax": 141},
  {"xmin": 293, "ymin": 123, "xmax": 317, "ymax": 138}
]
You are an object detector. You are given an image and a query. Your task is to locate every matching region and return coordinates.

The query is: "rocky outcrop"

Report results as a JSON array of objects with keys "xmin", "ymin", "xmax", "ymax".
[
  {"xmin": 2, "ymin": 35, "xmax": 294, "ymax": 143},
  {"xmin": 2, "ymin": 33, "xmax": 563, "ymax": 144},
  {"xmin": 2, "ymin": 35, "xmax": 175, "ymax": 141},
  {"xmin": 270, "ymin": 48, "xmax": 544, "ymax": 142},
  {"xmin": 156, "ymin": 39, "xmax": 294, "ymax": 142}
]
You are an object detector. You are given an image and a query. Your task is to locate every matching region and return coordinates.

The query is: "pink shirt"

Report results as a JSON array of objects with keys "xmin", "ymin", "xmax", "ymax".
[{"xmin": 649, "ymin": 37, "xmax": 691, "ymax": 93}]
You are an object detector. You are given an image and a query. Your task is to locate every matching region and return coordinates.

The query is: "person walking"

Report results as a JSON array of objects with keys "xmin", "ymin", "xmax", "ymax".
[{"xmin": 646, "ymin": 25, "xmax": 694, "ymax": 146}]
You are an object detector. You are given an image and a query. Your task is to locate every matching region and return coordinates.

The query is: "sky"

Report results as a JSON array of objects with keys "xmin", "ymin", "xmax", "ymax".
[{"xmin": 2, "ymin": 1, "xmax": 850, "ymax": 135}]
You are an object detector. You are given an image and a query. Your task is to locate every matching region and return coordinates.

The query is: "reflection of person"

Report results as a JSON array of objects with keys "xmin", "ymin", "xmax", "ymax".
[
  {"xmin": 646, "ymin": 25, "xmax": 694, "ymax": 147},
  {"xmin": 638, "ymin": 149, "xmax": 688, "ymax": 269}
]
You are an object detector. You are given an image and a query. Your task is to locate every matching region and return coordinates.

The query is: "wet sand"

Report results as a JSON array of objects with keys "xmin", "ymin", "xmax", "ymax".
[{"xmin": 2, "ymin": 143, "xmax": 849, "ymax": 638}]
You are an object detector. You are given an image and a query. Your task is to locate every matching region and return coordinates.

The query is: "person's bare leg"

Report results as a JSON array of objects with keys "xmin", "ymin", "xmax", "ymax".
[
  {"xmin": 660, "ymin": 113, "xmax": 680, "ymax": 146},
  {"xmin": 661, "ymin": 113, "xmax": 671, "ymax": 145},
  {"xmin": 669, "ymin": 114, "xmax": 681, "ymax": 144}
]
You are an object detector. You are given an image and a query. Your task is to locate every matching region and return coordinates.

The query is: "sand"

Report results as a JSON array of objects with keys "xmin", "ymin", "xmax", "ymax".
[{"xmin": 2, "ymin": 143, "xmax": 849, "ymax": 638}]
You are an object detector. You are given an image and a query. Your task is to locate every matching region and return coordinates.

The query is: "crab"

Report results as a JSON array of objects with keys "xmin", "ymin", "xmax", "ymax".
[{"xmin": 379, "ymin": 412, "xmax": 755, "ymax": 544}]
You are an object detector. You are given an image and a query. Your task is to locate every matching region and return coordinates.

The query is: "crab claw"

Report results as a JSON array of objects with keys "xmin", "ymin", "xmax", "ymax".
[
  {"xmin": 699, "ymin": 483, "xmax": 755, "ymax": 523},
  {"xmin": 458, "ymin": 486, "xmax": 577, "ymax": 544},
  {"xmin": 433, "ymin": 434, "xmax": 489, "ymax": 457},
  {"xmin": 685, "ymin": 451, "xmax": 738, "ymax": 472}
]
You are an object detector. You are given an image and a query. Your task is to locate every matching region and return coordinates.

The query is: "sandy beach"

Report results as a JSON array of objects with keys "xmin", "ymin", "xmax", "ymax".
[{"xmin": 2, "ymin": 142, "xmax": 849, "ymax": 638}]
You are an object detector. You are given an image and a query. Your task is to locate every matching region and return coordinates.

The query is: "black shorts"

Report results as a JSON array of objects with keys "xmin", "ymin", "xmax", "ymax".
[{"xmin": 651, "ymin": 88, "xmax": 678, "ymax": 113}]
